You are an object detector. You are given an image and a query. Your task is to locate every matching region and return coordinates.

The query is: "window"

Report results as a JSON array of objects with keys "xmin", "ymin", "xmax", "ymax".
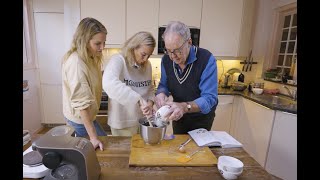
[
  {"xmin": 268, "ymin": 3, "xmax": 297, "ymax": 82},
  {"xmin": 23, "ymin": 28, "xmax": 28, "ymax": 65},
  {"xmin": 23, "ymin": 0, "xmax": 36, "ymax": 69},
  {"xmin": 276, "ymin": 10, "xmax": 297, "ymax": 77}
]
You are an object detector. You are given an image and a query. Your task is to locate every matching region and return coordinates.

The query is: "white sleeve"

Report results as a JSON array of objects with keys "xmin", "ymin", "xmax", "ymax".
[
  {"xmin": 146, "ymin": 63, "xmax": 155, "ymax": 102},
  {"xmin": 102, "ymin": 55, "xmax": 141, "ymax": 105}
]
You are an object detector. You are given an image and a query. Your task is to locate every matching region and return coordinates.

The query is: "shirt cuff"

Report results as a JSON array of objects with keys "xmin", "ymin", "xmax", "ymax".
[{"xmin": 194, "ymin": 97, "xmax": 211, "ymax": 114}]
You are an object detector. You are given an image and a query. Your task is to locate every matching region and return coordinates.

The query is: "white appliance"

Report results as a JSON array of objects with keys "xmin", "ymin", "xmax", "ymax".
[{"xmin": 23, "ymin": 146, "xmax": 50, "ymax": 178}]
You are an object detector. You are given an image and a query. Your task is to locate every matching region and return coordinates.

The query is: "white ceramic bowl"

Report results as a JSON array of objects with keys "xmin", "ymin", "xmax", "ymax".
[
  {"xmin": 218, "ymin": 168, "xmax": 239, "ymax": 180},
  {"xmin": 252, "ymin": 88, "xmax": 263, "ymax": 95},
  {"xmin": 217, "ymin": 163, "xmax": 242, "ymax": 176},
  {"xmin": 155, "ymin": 105, "xmax": 172, "ymax": 127},
  {"xmin": 156, "ymin": 105, "xmax": 171, "ymax": 119},
  {"xmin": 218, "ymin": 156, "xmax": 244, "ymax": 174}
]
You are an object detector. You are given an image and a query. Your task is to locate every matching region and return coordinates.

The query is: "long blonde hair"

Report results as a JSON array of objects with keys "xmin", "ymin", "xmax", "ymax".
[
  {"xmin": 121, "ymin": 31, "xmax": 156, "ymax": 69},
  {"xmin": 62, "ymin": 17, "xmax": 107, "ymax": 66}
]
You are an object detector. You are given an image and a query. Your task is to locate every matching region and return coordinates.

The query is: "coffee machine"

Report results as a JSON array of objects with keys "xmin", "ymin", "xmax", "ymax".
[
  {"xmin": 32, "ymin": 125, "xmax": 101, "ymax": 180},
  {"xmin": 221, "ymin": 68, "xmax": 243, "ymax": 88},
  {"xmin": 221, "ymin": 73, "xmax": 231, "ymax": 88}
]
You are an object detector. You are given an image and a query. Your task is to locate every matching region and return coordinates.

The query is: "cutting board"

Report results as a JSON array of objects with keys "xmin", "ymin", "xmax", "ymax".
[{"xmin": 129, "ymin": 134, "xmax": 217, "ymax": 166}]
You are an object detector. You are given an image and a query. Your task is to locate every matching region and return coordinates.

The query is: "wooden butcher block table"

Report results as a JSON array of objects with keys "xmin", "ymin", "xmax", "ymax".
[
  {"xmin": 24, "ymin": 135, "xmax": 282, "ymax": 180},
  {"xmin": 95, "ymin": 135, "xmax": 281, "ymax": 180},
  {"xmin": 129, "ymin": 134, "xmax": 217, "ymax": 166}
]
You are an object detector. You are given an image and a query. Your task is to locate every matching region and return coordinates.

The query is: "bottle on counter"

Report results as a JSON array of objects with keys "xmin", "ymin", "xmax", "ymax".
[
  {"xmin": 248, "ymin": 82, "xmax": 253, "ymax": 92},
  {"xmin": 238, "ymin": 73, "xmax": 245, "ymax": 82}
]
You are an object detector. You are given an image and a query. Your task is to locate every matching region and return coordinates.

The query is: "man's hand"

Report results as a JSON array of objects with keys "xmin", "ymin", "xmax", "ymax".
[
  {"xmin": 165, "ymin": 101, "xmax": 187, "ymax": 121},
  {"xmin": 155, "ymin": 93, "xmax": 168, "ymax": 108}
]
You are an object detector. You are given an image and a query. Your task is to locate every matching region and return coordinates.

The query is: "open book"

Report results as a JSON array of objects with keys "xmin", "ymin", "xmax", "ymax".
[{"xmin": 188, "ymin": 128, "xmax": 242, "ymax": 148}]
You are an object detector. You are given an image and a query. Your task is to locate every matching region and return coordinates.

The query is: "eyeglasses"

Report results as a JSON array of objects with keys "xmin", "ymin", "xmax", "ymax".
[{"xmin": 164, "ymin": 39, "xmax": 188, "ymax": 56}]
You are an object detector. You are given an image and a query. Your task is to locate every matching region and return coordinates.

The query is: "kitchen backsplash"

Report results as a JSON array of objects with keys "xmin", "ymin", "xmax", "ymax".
[
  {"xmin": 149, "ymin": 58, "xmax": 259, "ymax": 86},
  {"xmin": 102, "ymin": 48, "xmax": 261, "ymax": 88},
  {"xmin": 102, "ymin": 48, "xmax": 121, "ymax": 70}
]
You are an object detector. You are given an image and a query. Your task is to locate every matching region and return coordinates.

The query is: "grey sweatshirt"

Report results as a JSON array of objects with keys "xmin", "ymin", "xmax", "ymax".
[{"xmin": 102, "ymin": 54, "xmax": 155, "ymax": 129}]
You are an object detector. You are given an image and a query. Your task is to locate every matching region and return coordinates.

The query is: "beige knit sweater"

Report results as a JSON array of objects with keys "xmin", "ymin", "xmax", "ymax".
[{"xmin": 62, "ymin": 52, "xmax": 102, "ymax": 124}]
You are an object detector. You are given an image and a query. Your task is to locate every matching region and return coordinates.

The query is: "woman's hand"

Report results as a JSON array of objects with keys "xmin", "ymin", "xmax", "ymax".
[
  {"xmin": 139, "ymin": 99, "xmax": 154, "ymax": 117},
  {"xmin": 90, "ymin": 137, "xmax": 104, "ymax": 151},
  {"xmin": 80, "ymin": 108, "xmax": 104, "ymax": 151}
]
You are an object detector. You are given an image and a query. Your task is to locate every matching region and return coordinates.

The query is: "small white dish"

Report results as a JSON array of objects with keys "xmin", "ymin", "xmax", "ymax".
[
  {"xmin": 218, "ymin": 156, "xmax": 244, "ymax": 179},
  {"xmin": 218, "ymin": 161, "xmax": 243, "ymax": 175},
  {"xmin": 252, "ymin": 88, "xmax": 263, "ymax": 95}
]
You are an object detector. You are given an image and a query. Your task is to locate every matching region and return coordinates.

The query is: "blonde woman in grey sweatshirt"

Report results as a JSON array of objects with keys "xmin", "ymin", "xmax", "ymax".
[{"xmin": 102, "ymin": 31, "xmax": 156, "ymax": 136}]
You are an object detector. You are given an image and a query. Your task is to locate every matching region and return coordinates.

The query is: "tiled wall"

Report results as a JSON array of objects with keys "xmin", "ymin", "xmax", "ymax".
[
  {"xmin": 102, "ymin": 48, "xmax": 121, "ymax": 70},
  {"xmin": 103, "ymin": 49, "xmax": 267, "ymax": 90},
  {"xmin": 149, "ymin": 58, "xmax": 260, "ymax": 86}
]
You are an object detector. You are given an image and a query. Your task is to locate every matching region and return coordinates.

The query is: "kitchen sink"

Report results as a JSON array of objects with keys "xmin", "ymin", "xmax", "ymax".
[
  {"xmin": 254, "ymin": 94, "xmax": 297, "ymax": 106},
  {"xmin": 270, "ymin": 95, "xmax": 296, "ymax": 105}
]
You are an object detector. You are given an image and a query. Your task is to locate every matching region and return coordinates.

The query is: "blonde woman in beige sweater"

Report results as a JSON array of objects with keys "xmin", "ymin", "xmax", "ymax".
[
  {"xmin": 102, "ymin": 31, "xmax": 156, "ymax": 136},
  {"xmin": 62, "ymin": 17, "xmax": 107, "ymax": 150}
]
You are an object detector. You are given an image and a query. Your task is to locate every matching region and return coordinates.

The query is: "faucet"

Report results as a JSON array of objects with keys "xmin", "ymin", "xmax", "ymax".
[{"xmin": 282, "ymin": 85, "xmax": 297, "ymax": 101}]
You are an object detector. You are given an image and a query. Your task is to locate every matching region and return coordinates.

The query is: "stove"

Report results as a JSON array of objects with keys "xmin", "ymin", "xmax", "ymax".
[{"xmin": 98, "ymin": 90, "xmax": 108, "ymax": 115}]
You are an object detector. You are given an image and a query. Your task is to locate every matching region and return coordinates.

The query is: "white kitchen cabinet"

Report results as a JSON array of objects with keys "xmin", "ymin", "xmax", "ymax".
[
  {"xmin": 229, "ymin": 96, "xmax": 240, "ymax": 138},
  {"xmin": 233, "ymin": 97, "xmax": 275, "ymax": 167},
  {"xmin": 40, "ymin": 85, "xmax": 65, "ymax": 124},
  {"xmin": 211, "ymin": 95, "xmax": 234, "ymax": 133},
  {"xmin": 80, "ymin": 0, "xmax": 125, "ymax": 47},
  {"xmin": 64, "ymin": 0, "xmax": 81, "ymax": 50},
  {"xmin": 200, "ymin": 0, "xmax": 255, "ymax": 57},
  {"xmin": 33, "ymin": 13, "xmax": 64, "ymax": 85},
  {"xmin": 159, "ymin": 0, "xmax": 203, "ymax": 28},
  {"xmin": 32, "ymin": 0, "xmax": 66, "ymax": 125},
  {"xmin": 127, "ymin": 0, "xmax": 159, "ymax": 54},
  {"xmin": 265, "ymin": 111, "xmax": 297, "ymax": 180},
  {"xmin": 32, "ymin": 0, "xmax": 64, "ymax": 13}
]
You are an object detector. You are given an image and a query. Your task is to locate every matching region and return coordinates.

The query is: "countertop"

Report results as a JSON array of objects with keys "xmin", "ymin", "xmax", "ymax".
[
  {"xmin": 218, "ymin": 87, "xmax": 297, "ymax": 114},
  {"xmin": 23, "ymin": 136, "xmax": 281, "ymax": 180}
]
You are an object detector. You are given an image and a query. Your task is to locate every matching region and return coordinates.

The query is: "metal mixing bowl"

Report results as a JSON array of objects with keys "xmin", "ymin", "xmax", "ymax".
[{"xmin": 139, "ymin": 117, "xmax": 167, "ymax": 145}]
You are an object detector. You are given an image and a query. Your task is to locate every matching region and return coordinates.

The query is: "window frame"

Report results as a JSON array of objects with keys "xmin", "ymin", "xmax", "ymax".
[
  {"xmin": 267, "ymin": 2, "xmax": 297, "ymax": 81},
  {"xmin": 23, "ymin": 0, "xmax": 37, "ymax": 70}
]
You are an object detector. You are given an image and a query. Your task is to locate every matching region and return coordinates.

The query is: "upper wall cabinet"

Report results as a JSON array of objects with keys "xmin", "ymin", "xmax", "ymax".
[
  {"xmin": 80, "ymin": 0, "xmax": 125, "ymax": 47},
  {"xmin": 200, "ymin": 0, "xmax": 255, "ymax": 57},
  {"xmin": 32, "ymin": 0, "xmax": 64, "ymax": 13},
  {"xmin": 34, "ymin": 13, "xmax": 64, "ymax": 84},
  {"xmin": 159, "ymin": 0, "xmax": 203, "ymax": 28},
  {"xmin": 127, "ymin": 0, "xmax": 159, "ymax": 54}
]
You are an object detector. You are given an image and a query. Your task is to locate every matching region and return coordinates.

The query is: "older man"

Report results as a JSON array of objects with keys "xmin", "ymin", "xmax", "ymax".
[{"xmin": 155, "ymin": 21, "xmax": 219, "ymax": 134}]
